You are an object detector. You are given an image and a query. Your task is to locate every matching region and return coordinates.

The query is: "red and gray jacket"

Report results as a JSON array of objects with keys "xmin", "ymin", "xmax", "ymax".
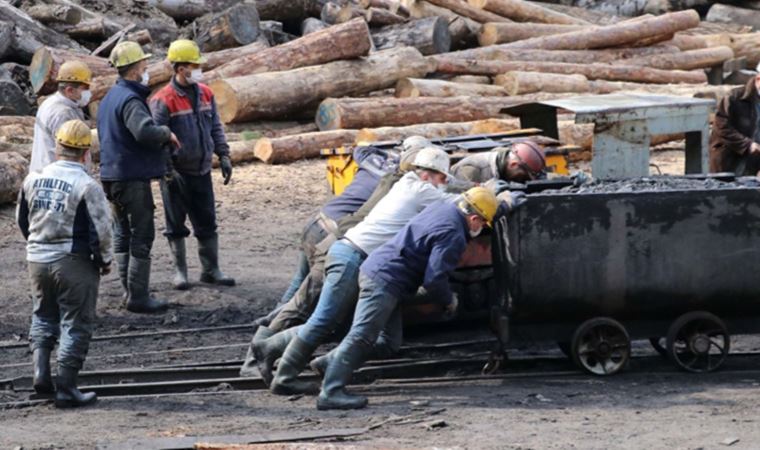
[{"xmin": 150, "ymin": 78, "xmax": 230, "ymax": 176}]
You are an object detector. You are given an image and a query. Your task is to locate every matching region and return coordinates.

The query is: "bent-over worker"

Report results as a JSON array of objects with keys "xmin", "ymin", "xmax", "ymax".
[{"xmin": 450, "ymin": 139, "xmax": 546, "ymax": 184}]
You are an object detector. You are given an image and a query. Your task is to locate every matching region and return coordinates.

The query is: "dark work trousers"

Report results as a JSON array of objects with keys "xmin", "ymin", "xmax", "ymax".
[
  {"xmin": 103, "ymin": 180, "xmax": 156, "ymax": 259},
  {"xmin": 28, "ymin": 255, "xmax": 100, "ymax": 370},
  {"xmin": 159, "ymin": 171, "xmax": 217, "ymax": 240}
]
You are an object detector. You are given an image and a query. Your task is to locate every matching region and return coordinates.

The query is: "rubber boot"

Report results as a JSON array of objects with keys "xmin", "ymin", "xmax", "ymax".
[
  {"xmin": 252, "ymin": 327, "xmax": 299, "ymax": 386},
  {"xmin": 115, "ymin": 252, "xmax": 129, "ymax": 306},
  {"xmin": 239, "ymin": 326, "xmax": 274, "ymax": 377},
  {"xmin": 126, "ymin": 256, "xmax": 168, "ymax": 314},
  {"xmin": 271, "ymin": 337, "xmax": 320, "ymax": 395},
  {"xmin": 168, "ymin": 238, "xmax": 190, "ymax": 290},
  {"xmin": 309, "ymin": 350, "xmax": 334, "ymax": 378},
  {"xmin": 54, "ymin": 366, "xmax": 96, "ymax": 408},
  {"xmin": 316, "ymin": 346, "xmax": 369, "ymax": 410},
  {"xmin": 32, "ymin": 347, "xmax": 53, "ymax": 394},
  {"xmin": 198, "ymin": 236, "xmax": 235, "ymax": 286}
]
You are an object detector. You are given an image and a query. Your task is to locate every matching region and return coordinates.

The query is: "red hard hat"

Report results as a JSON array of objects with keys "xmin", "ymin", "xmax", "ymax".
[{"xmin": 513, "ymin": 140, "xmax": 546, "ymax": 178}]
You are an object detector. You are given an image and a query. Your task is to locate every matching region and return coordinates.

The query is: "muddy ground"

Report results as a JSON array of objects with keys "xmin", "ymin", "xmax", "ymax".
[{"xmin": 2, "ymin": 150, "xmax": 760, "ymax": 449}]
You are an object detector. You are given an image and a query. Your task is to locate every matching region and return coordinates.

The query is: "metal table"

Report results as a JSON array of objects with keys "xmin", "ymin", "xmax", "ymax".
[{"xmin": 502, "ymin": 94, "xmax": 716, "ymax": 179}]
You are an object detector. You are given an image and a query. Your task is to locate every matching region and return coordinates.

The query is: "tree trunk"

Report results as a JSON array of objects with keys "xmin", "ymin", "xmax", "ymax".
[
  {"xmin": 253, "ymin": 130, "xmax": 359, "ymax": 164},
  {"xmin": 301, "ymin": 17, "xmax": 329, "ymax": 35},
  {"xmin": 617, "ymin": 46, "xmax": 735, "ymax": 71},
  {"xmin": 361, "ymin": 0, "xmax": 410, "ymax": 16},
  {"xmin": 372, "ymin": 17, "xmax": 451, "ymax": 55},
  {"xmin": 402, "ymin": 0, "xmax": 479, "ymax": 48},
  {"xmin": 206, "ymin": 19, "xmax": 371, "ymax": 83},
  {"xmin": 0, "ymin": 152, "xmax": 28, "ymax": 205},
  {"xmin": 356, "ymin": 118, "xmax": 520, "ymax": 142},
  {"xmin": 316, "ymin": 96, "xmax": 537, "ymax": 130},
  {"xmin": 366, "ymin": 7, "xmax": 408, "ymax": 26},
  {"xmin": 0, "ymin": 21, "xmax": 12, "ymax": 61},
  {"xmin": 26, "ymin": 4, "xmax": 82, "ymax": 25},
  {"xmin": 147, "ymin": 0, "xmax": 208, "ymax": 21},
  {"xmin": 450, "ymin": 75, "xmax": 491, "ymax": 84},
  {"xmin": 51, "ymin": 18, "xmax": 108, "ymax": 40},
  {"xmin": 395, "ymin": 77, "xmax": 507, "ymax": 97},
  {"xmin": 535, "ymin": 1, "xmax": 618, "ymax": 25},
  {"xmin": 0, "ymin": 4, "xmax": 87, "ymax": 63},
  {"xmin": 468, "ymin": 0, "xmax": 587, "ymax": 25},
  {"xmin": 706, "ymin": 4, "xmax": 760, "ymax": 32},
  {"xmin": 223, "ymin": 121, "xmax": 319, "ymax": 137},
  {"xmin": 0, "ymin": 116, "xmax": 35, "ymax": 127},
  {"xmin": 29, "ymin": 47, "xmax": 115, "ymax": 96},
  {"xmin": 504, "ymin": 10, "xmax": 700, "ymax": 50},
  {"xmin": 425, "ymin": 0, "xmax": 512, "ymax": 23},
  {"xmin": 445, "ymin": 43, "xmax": 681, "ymax": 62},
  {"xmin": 495, "ymin": 71, "xmax": 590, "ymax": 95},
  {"xmin": 210, "ymin": 47, "xmax": 431, "ymax": 123},
  {"xmin": 431, "ymin": 57, "xmax": 708, "ymax": 84},
  {"xmin": 255, "ymin": 0, "xmax": 316, "ymax": 21},
  {"xmin": 478, "ymin": 22, "xmax": 583, "ymax": 46},
  {"xmin": 727, "ymin": 32, "xmax": 760, "ymax": 67},
  {"xmin": 193, "ymin": 3, "xmax": 261, "ymax": 52}
]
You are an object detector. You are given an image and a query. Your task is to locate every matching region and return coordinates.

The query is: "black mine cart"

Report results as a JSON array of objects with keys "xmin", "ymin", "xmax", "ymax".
[{"xmin": 496, "ymin": 176, "xmax": 760, "ymax": 375}]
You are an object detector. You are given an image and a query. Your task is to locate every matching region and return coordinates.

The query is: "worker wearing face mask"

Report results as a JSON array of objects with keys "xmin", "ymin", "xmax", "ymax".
[
  {"xmin": 150, "ymin": 40, "xmax": 234, "ymax": 291},
  {"xmin": 98, "ymin": 41, "xmax": 181, "ymax": 314},
  {"xmin": 30, "ymin": 61, "xmax": 94, "ymax": 173}
]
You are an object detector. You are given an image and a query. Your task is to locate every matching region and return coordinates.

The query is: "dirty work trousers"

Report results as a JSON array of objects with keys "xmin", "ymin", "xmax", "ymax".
[
  {"xmin": 159, "ymin": 171, "xmax": 218, "ymax": 241},
  {"xmin": 279, "ymin": 213, "xmax": 332, "ymax": 304},
  {"xmin": 28, "ymin": 255, "xmax": 100, "ymax": 370},
  {"xmin": 103, "ymin": 180, "xmax": 155, "ymax": 259}
]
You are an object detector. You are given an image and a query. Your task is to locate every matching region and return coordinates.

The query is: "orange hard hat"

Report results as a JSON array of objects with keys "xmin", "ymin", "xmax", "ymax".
[{"xmin": 512, "ymin": 140, "xmax": 546, "ymax": 179}]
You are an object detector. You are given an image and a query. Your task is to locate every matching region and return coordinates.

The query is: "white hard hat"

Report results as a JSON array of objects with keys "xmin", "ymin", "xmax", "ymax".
[
  {"xmin": 401, "ymin": 135, "xmax": 432, "ymax": 152},
  {"xmin": 413, "ymin": 146, "xmax": 450, "ymax": 175}
]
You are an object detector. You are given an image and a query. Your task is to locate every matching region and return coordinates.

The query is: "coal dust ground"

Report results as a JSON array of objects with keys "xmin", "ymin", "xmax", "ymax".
[{"xmin": 3, "ymin": 151, "xmax": 760, "ymax": 449}]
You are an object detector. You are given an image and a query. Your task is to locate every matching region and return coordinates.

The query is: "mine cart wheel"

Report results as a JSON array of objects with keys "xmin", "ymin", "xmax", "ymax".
[
  {"xmin": 649, "ymin": 337, "xmax": 668, "ymax": 358},
  {"xmin": 666, "ymin": 311, "xmax": 730, "ymax": 373},
  {"xmin": 571, "ymin": 318, "xmax": 631, "ymax": 376}
]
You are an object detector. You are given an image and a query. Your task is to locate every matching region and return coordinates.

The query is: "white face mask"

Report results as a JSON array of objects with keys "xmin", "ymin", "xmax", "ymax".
[
  {"xmin": 469, "ymin": 226, "xmax": 483, "ymax": 238},
  {"xmin": 141, "ymin": 71, "xmax": 150, "ymax": 86},
  {"xmin": 78, "ymin": 89, "xmax": 92, "ymax": 107},
  {"xmin": 188, "ymin": 68, "xmax": 203, "ymax": 84}
]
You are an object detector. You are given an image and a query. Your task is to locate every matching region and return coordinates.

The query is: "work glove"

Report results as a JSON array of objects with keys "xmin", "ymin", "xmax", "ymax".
[
  {"xmin": 483, "ymin": 179, "xmax": 510, "ymax": 195},
  {"xmin": 496, "ymin": 191, "xmax": 528, "ymax": 216},
  {"xmin": 220, "ymin": 155, "xmax": 233, "ymax": 185},
  {"xmin": 571, "ymin": 170, "xmax": 591, "ymax": 187}
]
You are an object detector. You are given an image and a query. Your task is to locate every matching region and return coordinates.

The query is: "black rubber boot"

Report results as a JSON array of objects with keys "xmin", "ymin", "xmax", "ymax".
[
  {"xmin": 316, "ymin": 346, "xmax": 369, "ymax": 410},
  {"xmin": 271, "ymin": 337, "xmax": 320, "ymax": 395},
  {"xmin": 32, "ymin": 347, "xmax": 53, "ymax": 394},
  {"xmin": 309, "ymin": 350, "xmax": 334, "ymax": 378},
  {"xmin": 239, "ymin": 326, "xmax": 274, "ymax": 377},
  {"xmin": 168, "ymin": 238, "xmax": 190, "ymax": 290},
  {"xmin": 55, "ymin": 366, "xmax": 96, "ymax": 408},
  {"xmin": 252, "ymin": 327, "xmax": 298, "ymax": 386},
  {"xmin": 198, "ymin": 236, "xmax": 235, "ymax": 286},
  {"xmin": 115, "ymin": 252, "xmax": 129, "ymax": 306},
  {"xmin": 126, "ymin": 256, "xmax": 168, "ymax": 314}
]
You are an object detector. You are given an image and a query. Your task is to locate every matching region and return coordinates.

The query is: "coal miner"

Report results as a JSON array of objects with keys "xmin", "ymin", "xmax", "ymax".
[
  {"xmin": 450, "ymin": 139, "xmax": 547, "ymax": 184},
  {"xmin": 710, "ymin": 63, "xmax": 760, "ymax": 176},
  {"xmin": 16, "ymin": 120, "xmax": 113, "ymax": 408}
]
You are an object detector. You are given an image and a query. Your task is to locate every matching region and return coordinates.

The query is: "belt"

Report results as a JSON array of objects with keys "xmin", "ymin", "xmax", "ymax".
[
  {"xmin": 339, "ymin": 237, "xmax": 368, "ymax": 259},
  {"xmin": 317, "ymin": 212, "xmax": 339, "ymax": 236}
]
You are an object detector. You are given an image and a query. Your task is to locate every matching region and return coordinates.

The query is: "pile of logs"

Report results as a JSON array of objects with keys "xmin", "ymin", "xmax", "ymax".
[{"xmin": 2, "ymin": 0, "xmax": 760, "ymax": 201}]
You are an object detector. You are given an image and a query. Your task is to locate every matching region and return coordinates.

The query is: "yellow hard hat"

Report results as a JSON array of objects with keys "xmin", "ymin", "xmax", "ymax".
[
  {"xmin": 167, "ymin": 39, "xmax": 206, "ymax": 64},
  {"xmin": 461, "ymin": 186, "xmax": 499, "ymax": 227},
  {"xmin": 56, "ymin": 61, "xmax": 92, "ymax": 86},
  {"xmin": 56, "ymin": 119, "xmax": 92, "ymax": 150},
  {"xmin": 109, "ymin": 41, "xmax": 152, "ymax": 68}
]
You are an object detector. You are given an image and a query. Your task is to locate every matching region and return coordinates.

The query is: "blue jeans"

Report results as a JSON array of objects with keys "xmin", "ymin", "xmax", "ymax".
[
  {"xmin": 297, "ymin": 240, "xmax": 366, "ymax": 347},
  {"xmin": 336, "ymin": 273, "xmax": 400, "ymax": 353}
]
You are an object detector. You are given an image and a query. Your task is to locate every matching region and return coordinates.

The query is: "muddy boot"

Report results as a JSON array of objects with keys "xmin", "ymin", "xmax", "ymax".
[
  {"xmin": 55, "ymin": 366, "xmax": 96, "ymax": 408},
  {"xmin": 168, "ymin": 238, "xmax": 190, "ymax": 291},
  {"xmin": 252, "ymin": 327, "xmax": 298, "ymax": 386},
  {"xmin": 126, "ymin": 256, "xmax": 168, "ymax": 314},
  {"xmin": 32, "ymin": 347, "xmax": 53, "ymax": 394},
  {"xmin": 271, "ymin": 337, "xmax": 320, "ymax": 395},
  {"xmin": 309, "ymin": 350, "xmax": 334, "ymax": 378},
  {"xmin": 316, "ymin": 346, "xmax": 369, "ymax": 411},
  {"xmin": 115, "ymin": 252, "xmax": 129, "ymax": 306},
  {"xmin": 239, "ymin": 326, "xmax": 274, "ymax": 377},
  {"xmin": 198, "ymin": 236, "xmax": 235, "ymax": 286}
]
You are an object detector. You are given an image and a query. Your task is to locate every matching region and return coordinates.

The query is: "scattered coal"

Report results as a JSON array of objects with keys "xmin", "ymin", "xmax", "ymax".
[{"xmin": 540, "ymin": 176, "xmax": 760, "ymax": 195}]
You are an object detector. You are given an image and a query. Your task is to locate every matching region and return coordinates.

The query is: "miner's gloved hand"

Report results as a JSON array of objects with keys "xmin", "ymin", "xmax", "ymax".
[
  {"xmin": 483, "ymin": 179, "xmax": 511, "ymax": 195},
  {"xmin": 220, "ymin": 155, "xmax": 233, "ymax": 185},
  {"xmin": 497, "ymin": 191, "xmax": 527, "ymax": 215},
  {"xmin": 571, "ymin": 171, "xmax": 590, "ymax": 187}
]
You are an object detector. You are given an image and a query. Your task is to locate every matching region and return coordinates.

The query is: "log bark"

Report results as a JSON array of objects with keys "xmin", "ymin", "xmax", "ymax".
[
  {"xmin": 301, "ymin": 18, "xmax": 329, "ymax": 35},
  {"xmin": 727, "ymin": 32, "xmax": 760, "ymax": 67},
  {"xmin": 29, "ymin": 47, "xmax": 115, "ymax": 97},
  {"xmin": 365, "ymin": 7, "xmax": 408, "ymax": 26},
  {"xmin": 0, "ymin": 4, "xmax": 87, "ymax": 63},
  {"xmin": 468, "ymin": 0, "xmax": 587, "ymax": 25},
  {"xmin": 0, "ymin": 152, "xmax": 28, "ymax": 205},
  {"xmin": 395, "ymin": 77, "xmax": 508, "ymax": 97},
  {"xmin": 402, "ymin": 0, "xmax": 479, "ymax": 48},
  {"xmin": 356, "ymin": 118, "xmax": 520, "ymax": 142},
  {"xmin": 360, "ymin": 0, "xmax": 410, "ymax": 16},
  {"xmin": 617, "ymin": 46, "xmax": 735, "ymax": 71},
  {"xmin": 495, "ymin": 71, "xmax": 590, "ymax": 95},
  {"xmin": 255, "ymin": 0, "xmax": 319, "ymax": 21},
  {"xmin": 26, "ymin": 4, "xmax": 82, "ymax": 25},
  {"xmin": 223, "ymin": 121, "xmax": 319, "ymax": 137},
  {"xmin": 706, "ymin": 4, "xmax": 760, "ymax": 32},
  {"xmin": 51, "ymin": 18, "xmax": 108, "ymax": 40},
  {"xmin": 372, "ymin": 17, "xmax": 451, "ymax": 55},
  {"xmin": 445, "ymin": 43, "xmax": 681, "ymax": 63},
  {"xmin": 253, "ymin": 130, "xmax": 359, "ymax": 164},
  {"xmin": 535, "ymin": 2, "xmax": 618, "ymax": 25},
  {"xmin": 147, "ymin": 0, "xmax": 208, "ymax": 21},
  {"xmin": 450, "ymin": 75, "xmax": 491, "ymax": 84},
  {"xmin": 193, "ymin": 3, "xmax": 261, "ymax": 52},
  {"xmin": 478, "ymin": 22, "xmax": 582, "ymax": 46},
  {"xmin": 504, "ymin": 10, "xmax": 700, "ymax": 50},
  {"xmin": 210, "ymin": 47, "xmax": 431, "ymax": 123},
  {"xmin": 431, "ymin": 57, "xmax": 708, "ymax": 84},
  {"xmin": 0, "ymin": 21, "xmax": 12, "ymax": 61},
  {"xmin": 425, "ymin": 0, "xmax": 512, "ymax": 23},
  {"xmin": 0, "ymin": 116, "xmax": 35, "ymax": 127},
  {"xmin": 206, "ymin": 19, "xmax": 371, "ymax": 83}
]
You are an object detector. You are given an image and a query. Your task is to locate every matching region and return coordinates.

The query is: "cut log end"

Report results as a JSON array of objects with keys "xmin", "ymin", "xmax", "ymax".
[
  {"xmin": 29, "ymin": 47, "xmax": 55, "ymax": 95},
  {"xmin": 394, "ymin": 78, "xmax": 420, "ymax": 97},
  {"xmin": 253, "ymin": 138, "xmax": 275, "ymax": 164},
  {"xmin": 316, "ymin": 99, "xmax": 343, "ymax": 130},
  {"xmin": 209, "ymin": 79, "xmax": 239, "ymax": 124},
  {"xmin": 478, "ymin": 23, "xmax": 498, "ymax": 46}
]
